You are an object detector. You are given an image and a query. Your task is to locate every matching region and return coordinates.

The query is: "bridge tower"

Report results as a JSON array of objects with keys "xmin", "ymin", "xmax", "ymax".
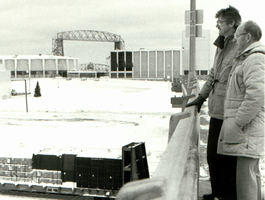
[
  {"xmin": 52, "ymin": 30, "xmax": 125, "ymax": 56},
  {"xmin": 52, "ymin": 38, "xmax": 64, "ymax": 56},
  {"xmin": 114, "ymin": 41, "xmax": 124, "ymax": 50}
]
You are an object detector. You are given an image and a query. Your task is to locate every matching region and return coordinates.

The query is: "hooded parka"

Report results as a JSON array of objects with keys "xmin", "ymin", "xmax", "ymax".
[{"xmin": 217, "ymin": 41, "xmax": 265, "ymax": 158}]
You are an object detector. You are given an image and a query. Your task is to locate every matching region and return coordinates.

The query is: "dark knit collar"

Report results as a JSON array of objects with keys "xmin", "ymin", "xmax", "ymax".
[{"xmin": 214, "ymin": 34, "xmax": 234, "ymax": 49}]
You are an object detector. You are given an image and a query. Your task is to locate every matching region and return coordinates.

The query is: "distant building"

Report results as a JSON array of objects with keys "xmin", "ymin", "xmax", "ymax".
[
  {"xmin": 110, "ymin": 31, "xmax": 212, "ymax": 80},
  {"xmin": 67, "ymin": 63, "xmax": 109, "ymax": 78},
  {"xmin": 0, "ymin": 63, "xmax": 11, "ymax": 99},
  {"xmin": 0, "ymin": 55, "xmax": 78, "ymax": 78},
  {"xmin": 182, "ymin": 29, "xmax": 212, "ymax": 75},
  {"xmin": 110, "ymin": 49, "xmax": 183, "ymax": 81}
]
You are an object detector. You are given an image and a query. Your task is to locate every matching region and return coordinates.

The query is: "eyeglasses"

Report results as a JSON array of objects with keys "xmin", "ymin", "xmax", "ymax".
[
  {"xmin": 216, "ymin": 20, "xmax": 226, "ymax": 25},
  {"xmin": 234, "ymin": 32, "xmax": 248, "ymax": 39}
]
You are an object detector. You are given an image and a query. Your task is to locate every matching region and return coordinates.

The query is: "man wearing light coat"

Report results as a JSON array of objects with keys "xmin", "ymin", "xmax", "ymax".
[{"xmin": 218, "ymin": 20, "xmax": 265, "ymax": 200}]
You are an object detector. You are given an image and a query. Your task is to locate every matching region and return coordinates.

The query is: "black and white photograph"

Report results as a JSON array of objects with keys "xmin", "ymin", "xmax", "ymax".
[{"xmin": 0, "ymin": 0, "xmax": 264, "ymax": 200}]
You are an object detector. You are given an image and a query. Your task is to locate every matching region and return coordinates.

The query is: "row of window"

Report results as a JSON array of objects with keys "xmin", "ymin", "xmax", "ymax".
[
  {"xmin": 10, "ymin": 70, "xmax": 68, "ymax": 78},
  {"xmin": 183, "ymin": 70, "xmax": 208, "ymax": 75}
]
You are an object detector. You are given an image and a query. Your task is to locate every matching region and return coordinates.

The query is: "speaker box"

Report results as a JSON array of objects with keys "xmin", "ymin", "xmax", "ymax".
[
  {"xmin": 32, "ymin": 154, "xmax": 60, "ymax": 171},
  {"xmin": 61, "ymin": 154, "xmax": 76, "ymax": 171}
]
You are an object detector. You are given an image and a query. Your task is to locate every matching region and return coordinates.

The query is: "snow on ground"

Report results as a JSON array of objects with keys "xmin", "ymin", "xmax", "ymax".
[
  {"xmin": 0, "ymin": 77, "xmax": 182, "ymax": 175},
  {"xmin": 0, "ymin": 78, "xmax": 264, "ymax": 189}
]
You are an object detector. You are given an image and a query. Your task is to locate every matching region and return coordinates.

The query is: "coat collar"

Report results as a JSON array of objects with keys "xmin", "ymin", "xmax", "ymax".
[
  {"xmin": 214, "ymin": 34, "xmax": 235, "ymax": 49},
  {"xmin": 236, "ymin": 41, "xmax": 265, "ymax": 59}
]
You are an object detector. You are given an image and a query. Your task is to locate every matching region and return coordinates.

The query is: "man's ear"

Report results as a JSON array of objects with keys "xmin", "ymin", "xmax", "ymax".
[
  {"xmin": 246, "ymin": 33, "xmax": 252, "ymax": 42},
  {"xmin": 229, "ymin": 21, "xmax": 236, "ymax": 28}
]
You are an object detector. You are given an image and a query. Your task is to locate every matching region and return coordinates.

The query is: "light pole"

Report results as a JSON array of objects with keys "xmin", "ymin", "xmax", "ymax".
[
  {"xmin": 189, "ymin": 0, "xmax": 196, "ymax": 82},
  {"xmin": 26, "ymin": 70, "xmax": 31, "ymax": 94}
]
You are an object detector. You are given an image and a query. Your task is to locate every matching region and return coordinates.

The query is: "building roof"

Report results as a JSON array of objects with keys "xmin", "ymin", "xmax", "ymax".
[
  {"xmin": 111, "ymin": 48, "xmax": 183, "ymax": 52},
  {"xmin": 0, "ymin": 54, "xmax": 78, "ymax": 60}
]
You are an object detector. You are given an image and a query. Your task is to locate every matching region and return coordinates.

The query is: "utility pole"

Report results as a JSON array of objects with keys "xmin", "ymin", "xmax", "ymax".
[
  {"xmin": 185, "ymin": 2, "xmax": 203, "ymax": 199},
  {"xmin": 185, "ymin": 0, "xmax": 203, "ymax": 82},
  {"xmin": 189, "ymin": 0, "xmax": 196, "ymax": 81}
]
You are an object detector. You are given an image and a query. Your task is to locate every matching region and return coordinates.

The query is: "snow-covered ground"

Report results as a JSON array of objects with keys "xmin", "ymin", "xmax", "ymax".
[
  {"xmin": 0, "ymin": 77, "xmax": 264, "ymax": 199},
  {"xmin": 0, "ymin": 77, "xmax": 181, "ymax": 175}
]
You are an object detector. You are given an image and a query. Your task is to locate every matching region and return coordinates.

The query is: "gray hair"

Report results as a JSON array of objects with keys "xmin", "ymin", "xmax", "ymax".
[{"xmin": 243, "ymin": 20, "xmax": 262, "ymax": 41}]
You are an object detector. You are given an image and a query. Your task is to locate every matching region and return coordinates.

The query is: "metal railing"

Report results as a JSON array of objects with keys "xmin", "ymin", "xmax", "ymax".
[{"xmin": 116, "ymin": 78, "xmax": 200, "ymax": 200}]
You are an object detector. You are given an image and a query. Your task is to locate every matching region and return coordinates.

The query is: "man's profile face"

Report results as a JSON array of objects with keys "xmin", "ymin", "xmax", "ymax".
[
  {"xmin": 216, "ymin": 17, "xmax": 233, "ymax": 36},
  {"xmin": 234, "ymin": 24, "xmax": 249, "ymax": 53}
]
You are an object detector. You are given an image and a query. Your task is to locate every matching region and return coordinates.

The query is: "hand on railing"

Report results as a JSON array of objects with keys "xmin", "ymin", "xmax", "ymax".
[{"xmin": 185, "ymin": 95, "xmax": 205, "ymax": 112}]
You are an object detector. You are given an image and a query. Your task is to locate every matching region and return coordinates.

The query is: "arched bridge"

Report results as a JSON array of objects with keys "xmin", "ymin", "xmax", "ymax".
[{"xmin": 52, "ymin": 30, "xmax": 125, "ymax": 56}]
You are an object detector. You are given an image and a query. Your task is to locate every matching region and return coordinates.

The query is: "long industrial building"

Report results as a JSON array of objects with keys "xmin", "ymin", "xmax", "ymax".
[
  {"xmin": 0, "ymin": 55, "xmax": 78, "ymax": 78},
  {"xmin": 110, "ymin": 30, "xmax": 212, "ymax": 80},
  {"xmin": 110, "ymin": 49, "xmax": 182, "ymax": 81}
]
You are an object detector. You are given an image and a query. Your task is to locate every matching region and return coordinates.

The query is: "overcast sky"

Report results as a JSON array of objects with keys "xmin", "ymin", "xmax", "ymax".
[{"xmin": 0, "ymin": 0, "xmax": 264, "ymax": 64}]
